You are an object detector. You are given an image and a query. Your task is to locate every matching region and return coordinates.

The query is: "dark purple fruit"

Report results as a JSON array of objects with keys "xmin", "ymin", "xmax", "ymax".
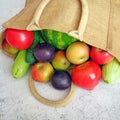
[
  {"xmin": 34, "ymin": 43, "xmax": 55, "ymax": 62},
  {"xmin": 51, "ymin": 71, "xmax": 72, "ymax": 90}
]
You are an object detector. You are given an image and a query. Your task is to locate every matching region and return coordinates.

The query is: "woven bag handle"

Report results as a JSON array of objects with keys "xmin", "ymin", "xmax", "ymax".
[
  {"xmin": 29, "ymin": 74, "xmax": 76, "ymax": 107},
  {"xmin": 28, "ymin": 0, "xmax": 88, "ymax": 107},
  {"xmin": 26, "ymin": 0, "xmax": 88, "ymax": 41},
  {"xmin": 69, "ymin": 0, "xmax": 88, "ymax": 41},
  {"xmin": 26, "ymin": 0, "xmax": 51, "ymax": 30}
]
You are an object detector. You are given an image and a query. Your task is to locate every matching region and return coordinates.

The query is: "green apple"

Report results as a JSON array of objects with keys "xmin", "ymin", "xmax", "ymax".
[
  {"xmin": 66, "ymin": 41, "xmax": 90, "ymax": 64},
  {"xmin": 2, "ymin": 39, "xmax": 19, "ymax": 54},
  {"xmin": 31, "ymin": 62, "xmax": 54, "ymax": 82},
  {"xmin": 52, "ymin": 51, "xmax": 71, "ymax": 70}
]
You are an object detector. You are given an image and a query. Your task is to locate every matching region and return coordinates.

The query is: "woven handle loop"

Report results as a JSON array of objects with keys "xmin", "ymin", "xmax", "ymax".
[
  {"xmin": 29, "ymin": 74, "xmax": 76, "ymax": 107},
  {"xmin": 26, "ymin": 0, "xmax": 89, "ymax": 41}
]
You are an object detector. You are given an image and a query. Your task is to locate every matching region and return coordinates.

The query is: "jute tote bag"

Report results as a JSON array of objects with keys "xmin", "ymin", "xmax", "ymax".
[{"xmin": 2, "ymin": 0, "xmax": 120, "ymax": 61}]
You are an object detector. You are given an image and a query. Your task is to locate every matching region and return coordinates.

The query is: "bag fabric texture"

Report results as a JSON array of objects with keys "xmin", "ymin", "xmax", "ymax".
[{"xmin": 2, "ymin": 0, "xmax": 120, "ymax": 61}]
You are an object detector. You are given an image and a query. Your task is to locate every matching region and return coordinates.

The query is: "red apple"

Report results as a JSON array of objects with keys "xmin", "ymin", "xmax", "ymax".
[
  {"xmin": 2, "ymin": 39, "xmax": 19, "ymax": 54},
  {"xmin": 31, "ymin": 62, "xmax": 54, "ymax": 82},
  {"xmin": 52, "ymin": 51, "xmax": 71, "ymax": 70},
  {"xmin": 5, "ymin": 28, "xmax": 34, "ymax": 50},
  {"xmin": 71, "ymin": 61, "xmax": 102, "ymax": 90},
  {"xmin": 66, "ymin": 41, "xmax": 90, "ymax": 64},
  {"xmin": 90, "ymin": 46, "xmax": 114, "ymax": 65}
]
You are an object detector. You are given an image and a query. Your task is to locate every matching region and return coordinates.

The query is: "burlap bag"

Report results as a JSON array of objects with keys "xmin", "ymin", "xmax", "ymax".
[
  {"xmin": 1, "ymin": 0, "xmax": 120, "ymax": 107},
  {"xmin": 2, "ymin": 0, "xmax": 120, "ymax": 61}
]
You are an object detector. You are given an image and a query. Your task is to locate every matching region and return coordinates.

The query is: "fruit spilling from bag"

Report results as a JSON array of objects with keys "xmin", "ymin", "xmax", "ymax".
[{"xmin": 2, "ymin": 28, "xmax": 120, "ymax": 91}]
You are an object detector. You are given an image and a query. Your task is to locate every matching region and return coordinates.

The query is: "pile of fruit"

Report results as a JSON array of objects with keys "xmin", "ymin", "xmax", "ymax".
[{"xmin": 2, "ymin": 28, "xmax": 120, "ymax": 91}]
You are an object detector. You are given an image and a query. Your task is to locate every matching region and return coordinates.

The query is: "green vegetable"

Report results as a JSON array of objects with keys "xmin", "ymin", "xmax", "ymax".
[
  {"xmin": 102, "ymin": 58, "xmax": 120, "ymax": 84},
  {"xmin": 26, "ymin": 30, "xmax": 45, "ymax": 64},
  {"xmin": 12, "ymin": 50, "xmax": 30, "ymax": 78},
  {"xmin": 41, "ymin": 29, "xmax": 78, "ymax": 50}
]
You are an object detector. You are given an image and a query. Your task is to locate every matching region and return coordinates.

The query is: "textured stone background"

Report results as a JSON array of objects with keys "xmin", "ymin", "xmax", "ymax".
[{"xmin": 0, "ymin": 0, "xmax": 120, "ymax": 120}]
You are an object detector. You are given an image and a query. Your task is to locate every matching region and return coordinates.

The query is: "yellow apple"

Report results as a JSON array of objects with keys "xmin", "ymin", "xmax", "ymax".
[
  {"xmin": 66, "ymin": 41, "xmax": 90, "ymax": 64},
  {"xmin": 52, "ymin": 51, "xmax": 71, "ymax": 70},
  {"xmin": 2, "ymin": 39, "xmax": 19, "ymax": 54}
]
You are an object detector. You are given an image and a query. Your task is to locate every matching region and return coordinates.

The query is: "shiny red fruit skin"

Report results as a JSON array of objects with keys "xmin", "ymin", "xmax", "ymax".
[
  {"xmin": 31, "ymin": 62, "xmax": 54, "ymax": 82},
  {"xmin": 90, "ymin": 47, "xmax": 114, "ymax": 65},
  {"xmin": 5, "ymin": 28, "xmax": 34, "ymax": 50},
  {"xmin": 71, "ymin": 61, "xmax": 102, "ymax": 90}
]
